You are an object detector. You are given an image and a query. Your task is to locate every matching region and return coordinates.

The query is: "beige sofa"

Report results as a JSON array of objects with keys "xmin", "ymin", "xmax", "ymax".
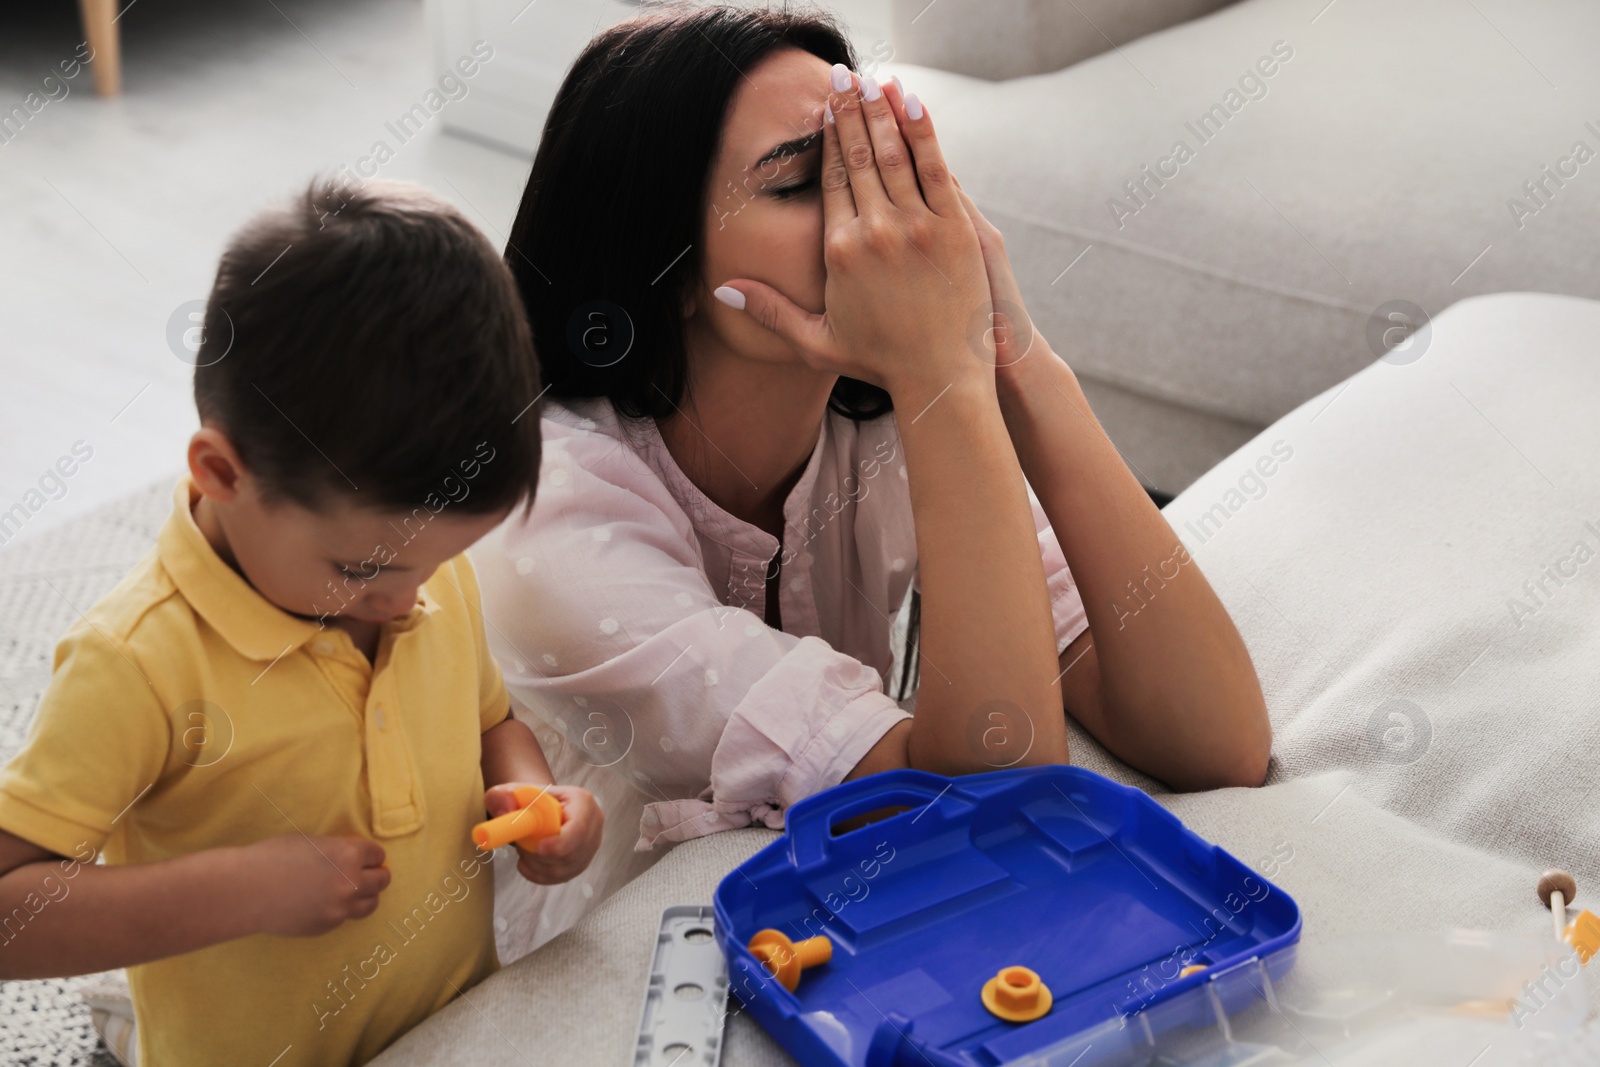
[{"xmin": 884, "ymin": 0, "xmax": 1600, "ymax": 493}]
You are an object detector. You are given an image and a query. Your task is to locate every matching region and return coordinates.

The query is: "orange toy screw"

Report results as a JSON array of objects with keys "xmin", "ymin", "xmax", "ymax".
[
  {"xmin": 748, "ymin": 929, "xmax": 832, "ymax": 991},
  {"xmin": 471, "ymin": 786, "xmax": 562, "ymax": 850}
]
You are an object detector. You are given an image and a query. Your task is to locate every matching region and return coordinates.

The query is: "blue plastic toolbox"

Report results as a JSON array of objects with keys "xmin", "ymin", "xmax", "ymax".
[{"xmin": 713, "ymin": 766, "xmax": 1301, "ymax": 1067}]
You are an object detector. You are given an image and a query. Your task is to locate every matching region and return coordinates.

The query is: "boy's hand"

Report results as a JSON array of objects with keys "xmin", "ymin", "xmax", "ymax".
[
  {"xmin": 483, "ymin": 783, "xmax": 604, "ymax": 885},
  {"xmin": 243, "ymin": 834, "xmax": 391, "ymax": 937}
]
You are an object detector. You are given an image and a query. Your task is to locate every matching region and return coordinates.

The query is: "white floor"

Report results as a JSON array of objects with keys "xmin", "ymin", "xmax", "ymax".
[
  {"xmin": 0, "ymin": 0, "xmax": 530, "ymax": 546},
  {"xmin": 0, "ymin": 0, "xmax": 888, "ymax": 551}
]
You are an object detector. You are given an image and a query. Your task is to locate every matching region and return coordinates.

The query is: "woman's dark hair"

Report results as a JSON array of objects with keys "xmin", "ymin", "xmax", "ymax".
[
  {"xmin": 503, "ymin": 1, "xmax": 891, "ymax": 422},
  {"xmin": 508, "ymin": 2, "xmax": 919, "ymax": 698}
]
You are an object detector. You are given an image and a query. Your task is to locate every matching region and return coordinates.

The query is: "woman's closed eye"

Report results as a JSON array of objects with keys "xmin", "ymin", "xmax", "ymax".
[{"xmin": 771, "ymin": 173, "xmax": 819, "ymax": 199}]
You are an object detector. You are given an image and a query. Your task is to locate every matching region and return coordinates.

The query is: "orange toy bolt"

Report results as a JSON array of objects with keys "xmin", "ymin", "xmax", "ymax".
[
  {"xmin": 1567, "ymin": 909, "xmax": 1600, "ymax": 965},
  {"xmin": 471, "ymin": 786, "xmax": 562, "ymax": 850},
  {"xmin": 981, "ymin": 966, "xmax": 1052, "ymax": 1022},
  {"xmin": 748, "ymin": 929, "xmax": 832, "ymax": 991}
]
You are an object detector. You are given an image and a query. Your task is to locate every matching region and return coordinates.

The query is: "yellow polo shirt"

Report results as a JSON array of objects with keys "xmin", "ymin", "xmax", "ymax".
[{"xmin": 0, "ymin": 477, "xmax": 512, "ymax": 1065}]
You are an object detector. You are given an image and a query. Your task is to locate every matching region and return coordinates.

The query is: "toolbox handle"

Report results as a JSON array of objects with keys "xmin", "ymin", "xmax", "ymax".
[{"xmin": 784, "ymin": 770, "xmax": 957, "ymax": 869}]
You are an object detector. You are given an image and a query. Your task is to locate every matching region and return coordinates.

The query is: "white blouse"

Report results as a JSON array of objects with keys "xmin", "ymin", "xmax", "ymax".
[{"xmin": 473, "ymin": 396, "xmax": 1091, "ymax": 853}]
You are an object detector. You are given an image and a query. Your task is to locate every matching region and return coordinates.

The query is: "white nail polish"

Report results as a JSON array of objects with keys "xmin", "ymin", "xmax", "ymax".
[
  {"xmin": 861, "ymin": 76, "xmax": 882, "ymax": 102},
  {"xmin": 824, "ymin": 102, "xmax": 834, "ymax": 124},
  {"xmin": 889, "ymin": 75, "xmax": 903, "ymax": 94},
  {"xmin": 904, "ymin": 93, "xmax": 924, "ymax": 121},
  {"xmin": 830, "ymin": 64, "xmax": 852, "ymax": 93},
  {"xmin": 713, "ymin": 286, "xmax": 746, "ymax": 310}
]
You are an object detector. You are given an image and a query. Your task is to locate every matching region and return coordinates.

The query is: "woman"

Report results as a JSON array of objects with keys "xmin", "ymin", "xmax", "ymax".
[{"xmin": 474, "ymin": 4, "xmax": 1271, "ymax": 959}]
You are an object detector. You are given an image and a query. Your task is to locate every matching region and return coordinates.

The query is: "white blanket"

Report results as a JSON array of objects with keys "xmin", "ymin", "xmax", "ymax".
[{"xmin": 370, "ymin": 291, "xmax": 1600, "ymax": 1064}]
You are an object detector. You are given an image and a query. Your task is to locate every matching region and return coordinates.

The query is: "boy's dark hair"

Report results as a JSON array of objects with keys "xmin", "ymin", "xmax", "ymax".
[{"xmin": 194, "ymin": 177, "xmax": 542, "ymax": 515}]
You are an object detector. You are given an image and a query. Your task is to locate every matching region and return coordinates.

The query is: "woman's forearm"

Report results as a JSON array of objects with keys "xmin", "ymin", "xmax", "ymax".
[
  {"xmin": 893, "ymin": 368, "xmax": 1067, "ymax": 775},
  {"xmin": 998, "ymin": 352, "xmax": 1271, "ymax": 789}
]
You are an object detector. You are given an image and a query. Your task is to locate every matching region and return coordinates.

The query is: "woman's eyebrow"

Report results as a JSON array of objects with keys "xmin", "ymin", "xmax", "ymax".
[{"xmin": 754, "ymin": 130, "xmax": 821, "ymax": 170}]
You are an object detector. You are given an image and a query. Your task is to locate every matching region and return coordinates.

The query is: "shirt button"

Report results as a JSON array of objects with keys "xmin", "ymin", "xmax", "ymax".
[
  {"xmin": 495, "ymin": 917, "xmax": 508, "ymax": 934},
  {"xmin": 313, "ymin": 640, "xmax": 334, "ymax": 656},
  {"xmin": 374, "ymin": 706, "xmax": 388, "ymax": 731}
]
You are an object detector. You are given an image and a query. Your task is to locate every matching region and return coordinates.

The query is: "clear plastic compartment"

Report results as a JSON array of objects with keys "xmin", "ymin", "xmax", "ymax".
[{"xmin": 1008, "ymin": 930, "xmax": 1592, "ymax": 1066}]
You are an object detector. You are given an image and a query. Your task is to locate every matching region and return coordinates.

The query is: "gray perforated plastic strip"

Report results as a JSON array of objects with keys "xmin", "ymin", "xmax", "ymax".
[{"xmin": 633, "ymin": 905, "xmax": 731, "ymax": 1067}]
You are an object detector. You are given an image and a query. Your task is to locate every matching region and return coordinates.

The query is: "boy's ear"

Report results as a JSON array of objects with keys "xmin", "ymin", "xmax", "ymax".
[{"xmin": 187, "ymin": 426, "xmax": 249, "ymax": 504}]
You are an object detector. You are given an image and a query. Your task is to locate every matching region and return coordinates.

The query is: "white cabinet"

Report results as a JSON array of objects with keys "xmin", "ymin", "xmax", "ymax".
[{"xmin": 428, "ymin": 0, "xmax": 892, "ymax": 158}]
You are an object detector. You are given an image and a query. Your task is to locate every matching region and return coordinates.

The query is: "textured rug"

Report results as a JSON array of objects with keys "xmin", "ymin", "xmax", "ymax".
[{"xmin": 0, "ymin": 481, "xmax": 172, "ymax": 1067}]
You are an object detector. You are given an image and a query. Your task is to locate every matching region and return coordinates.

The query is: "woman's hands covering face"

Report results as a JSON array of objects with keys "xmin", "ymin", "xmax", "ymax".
[
  {"xmin": 948, "ymin": 173, "xmax": 1055, "ymax": 393},
  {"xmin": 712, "ymin": 65, "xmax": 996, "ymax": 402}
]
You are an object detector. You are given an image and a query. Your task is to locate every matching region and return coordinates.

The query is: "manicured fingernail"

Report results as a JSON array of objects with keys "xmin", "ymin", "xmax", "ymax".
[
  {"xmin": 713, "ymin": 286, "xmax": 745, "ymax": 310},
  {"xmin": 889, "ymin": 75, "xmax": 903, "ymax": 94},
  {"xmin": 830, "ymin": 63, "xmax": 852, "ymax": 93},
  {"xmin": 824, "ymin": 101, "xmax": 834, "ymax": 124},
  {"xmin": 904, "ymin": 93, "xmax": 924, "ymax": 121},
  {"xmin": 861, "ymin": 76, "xmax": 882, "ymax": 102}
]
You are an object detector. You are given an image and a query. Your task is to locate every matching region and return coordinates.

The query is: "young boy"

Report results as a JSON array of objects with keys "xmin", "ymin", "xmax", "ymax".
[{"xmin": 0, "ymin": 178, "xmax": 602, "ymax": 1065}]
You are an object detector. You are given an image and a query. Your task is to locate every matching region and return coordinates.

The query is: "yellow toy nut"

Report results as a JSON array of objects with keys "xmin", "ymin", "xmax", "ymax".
[
  {"xmin": 471, "ymin": 786, "xmax": 562, "ymax": 850},
  {"xmin": 1566, "ymin": 909, "xmax": 1600, "ymax": 965},
  {"xmin": 981, "ymin": 965, "xmax": 1052, "ymax": 1023},
  {"xmin": 748, "ymin": 929, "xmax": 832, "ymax": 992}
]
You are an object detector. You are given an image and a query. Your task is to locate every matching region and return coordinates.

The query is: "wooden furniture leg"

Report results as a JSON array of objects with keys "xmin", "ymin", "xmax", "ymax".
[{"xmin": 78, "ymin": 0, "xmax": 121, "ymax": 96}]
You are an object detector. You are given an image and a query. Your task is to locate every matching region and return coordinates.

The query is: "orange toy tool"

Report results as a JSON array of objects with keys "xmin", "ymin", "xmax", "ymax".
[
  {"xmin": 748, "ymin": 929, "xmax": 832, "ymax": 992},
  {"xmin": 471, "ymin": 786, "xmax": 562, "ymax": 850}
]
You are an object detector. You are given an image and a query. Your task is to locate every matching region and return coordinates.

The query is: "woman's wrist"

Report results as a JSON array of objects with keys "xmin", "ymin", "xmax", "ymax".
[
  {"xmin": 884, "ymin": 358, "xmax": 995, "ymax": 420},
  {"xmin": 996, "ymin": 344, "xmax": 1075, "ymax": 428},
  {"xmin": 997, "ymin": 341, "xmax": 1074, "ymax": 401},
  {"xmin": 995, "ymin": 346, "xmax": 1115, "ymax": 495}
]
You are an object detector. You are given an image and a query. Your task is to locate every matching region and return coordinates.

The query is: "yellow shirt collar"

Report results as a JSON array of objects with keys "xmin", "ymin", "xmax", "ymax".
[
  {"xmin": 157, "ymin": 476, "xmax": 442, "ymax": 659},
  {"xmin": 157, "ymin": 476, "xmax": 321, "ymax": 661}
]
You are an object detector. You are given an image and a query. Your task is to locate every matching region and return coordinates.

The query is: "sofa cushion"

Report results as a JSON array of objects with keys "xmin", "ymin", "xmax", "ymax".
[
  {"xmin": 1162, "ymin": 292, "xmax": 1600, "ymax": 914},
  {"xmin": 889, "ymin": 0, "xmax": 1239, "ymax": 81},
  {"xmin": 884, "ymin": 0, "xmax": 1600, "ymax": 431}
]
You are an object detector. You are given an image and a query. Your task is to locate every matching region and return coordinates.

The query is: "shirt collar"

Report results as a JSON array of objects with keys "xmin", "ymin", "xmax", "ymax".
[
  {"xmin": 158, "ymin": 476, "xmax": 325, "ymax": 662},
  {"xmin": 631, "ymin": 406, "xmax": 830, "ymax": 557}
]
